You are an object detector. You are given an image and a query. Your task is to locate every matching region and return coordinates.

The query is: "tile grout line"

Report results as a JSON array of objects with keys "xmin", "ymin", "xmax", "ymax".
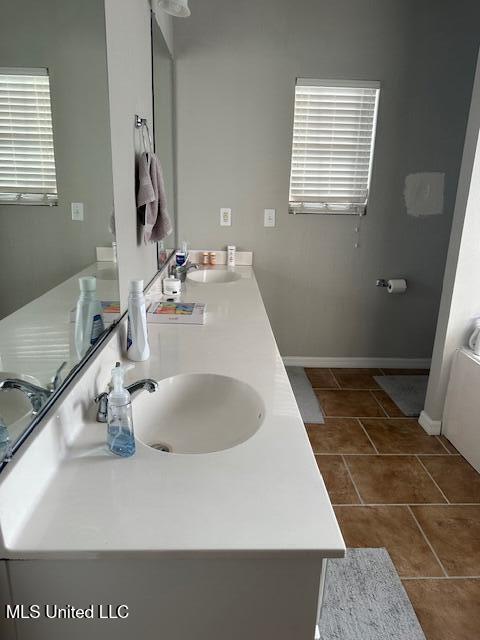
[
  {"xmin": 317, "ymin": 416, "xmax": 448, "ymax": 422},
  {"xmin": 416, "ymin": 455, "xmax": 450, "ymax": 504},
  {"xmin": 435, "ymin": 435, "xmax": 453, "ymax": 455},
  {"xmin": 315, "ymin": 452, "xmax": 462, "ymax": 457},
  {"xmin": 407, "ymin": 505, "xmax": 449, "ymax": 578},
  {"xmin": 369, "ymin": 389, "xmax": 390, "ymax": 417},
  {"xmin": 341, "ymin": 454, "xmax": 364, "ymax": 505},
  {"xmin": 328, "ymin": 368, "xmax": 341, "ymax": 389},
  {"xmin": 401, "ymin": 575, "xmax": 480, "ymax": 580},
  {"xmin": 332, "ymin": 502, "xmax": 479, "ymax": 506},
  {"xmin": 356, "ymin": 418, "xmax": 380, "ymax": 454},
  {"xmin": 333, "ymin": 503, "xmax": 365, "ymax": 507}
]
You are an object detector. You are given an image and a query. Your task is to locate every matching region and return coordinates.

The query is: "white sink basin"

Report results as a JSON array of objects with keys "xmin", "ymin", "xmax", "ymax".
[
  {"xmin": 134, "ymin": 373, "xmax": 264, "ymax": 454},
  {"xmin": 187, "ymin": 269, "xmax": 241, "ymax": 284}
]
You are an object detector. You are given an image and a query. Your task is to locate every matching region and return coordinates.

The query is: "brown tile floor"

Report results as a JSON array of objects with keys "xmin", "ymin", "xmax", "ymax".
[
  {"xmin": 306, "ymin": 418, "xmax": 375, "ymax": 454},
  {"xmin": 315, "ymin": 389, "xmax": 386, "ymax": 417},
  {"xmin": 345, "ymin": 455, "xmax": 447, "ymax": 504},
  {"xmin": 305, "ymin": 368, "xmax": 480, "ymax": 640},
  {"xmin": 403, "ymin": 579, "xmax": 480, "ymax": 640}
]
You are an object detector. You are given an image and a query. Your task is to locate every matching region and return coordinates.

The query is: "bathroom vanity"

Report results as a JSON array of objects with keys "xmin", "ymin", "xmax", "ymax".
[{"xmin": 0, "ymin": 264, "xmax": 345, "ymax": 640}]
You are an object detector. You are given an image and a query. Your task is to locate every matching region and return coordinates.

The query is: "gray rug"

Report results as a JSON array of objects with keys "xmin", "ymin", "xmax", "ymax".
[
  {"xmin": 318, "ymin": 548, "xmax": 425, "ymax": 640},
  {"xmin": 286, "ymin": 366, "xmax": 325, "ymax": 423},
  {"xmin": 374, "ymin": 375, "xmax": 429, "ymax": 417}
]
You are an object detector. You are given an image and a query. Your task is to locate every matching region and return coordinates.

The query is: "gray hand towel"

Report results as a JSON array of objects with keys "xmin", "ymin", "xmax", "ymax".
[{"xmin": 137, "ymin": 151, "xmax": 173, "ymax": 244}]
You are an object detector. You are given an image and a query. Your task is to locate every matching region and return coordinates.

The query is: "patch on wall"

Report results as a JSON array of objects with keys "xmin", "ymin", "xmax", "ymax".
[{"xmin": 404, "ymin": 172, "xmax": 445, "ymax": 217}]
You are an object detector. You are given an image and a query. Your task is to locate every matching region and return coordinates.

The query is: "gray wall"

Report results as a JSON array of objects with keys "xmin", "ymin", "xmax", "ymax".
[
  {"xmin": 174, "ymin": 0, "xmax": 480, "ymax": 358},
  {"xmin": 0, "ymin": 0, "xmax": 114, "ymax": 319}
]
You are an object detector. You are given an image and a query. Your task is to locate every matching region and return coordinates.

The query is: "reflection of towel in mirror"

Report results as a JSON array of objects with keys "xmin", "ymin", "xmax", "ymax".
[{"xmin": 137, "ymin": 151, "xmax": 173, "ymax": 243}]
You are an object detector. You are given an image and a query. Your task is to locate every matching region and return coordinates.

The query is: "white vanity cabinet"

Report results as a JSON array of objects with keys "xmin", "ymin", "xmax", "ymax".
[{"xmin": 5, "ymin": 557, "xmax": 324, "ymax": 639}]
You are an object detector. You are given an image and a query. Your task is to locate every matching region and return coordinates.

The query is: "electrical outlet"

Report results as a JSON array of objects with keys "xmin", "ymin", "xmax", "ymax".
[
  {"xmin": 220, "ymin": 207, "xmax": 232, "ymax": 226},
  {"xmin": 71, "ymin": 202, "xmax": 84, "ymax": 221},
  {"xmin": 264, "ymin": 208, "xmax": 276, "ymax": 227}
]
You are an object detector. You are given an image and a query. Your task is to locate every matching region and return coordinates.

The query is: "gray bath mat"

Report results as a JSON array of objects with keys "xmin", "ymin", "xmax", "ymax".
[
  {"xmin": 286, "ymin": 366, "xmax": 325, "ymax": 423},
  {"xmin": 318, "ymin": 548, "xmax": 425, "ymax": 640},
  {"xmin": 374, "ymin": 375, "xmax": 428, "ymax": 417}
]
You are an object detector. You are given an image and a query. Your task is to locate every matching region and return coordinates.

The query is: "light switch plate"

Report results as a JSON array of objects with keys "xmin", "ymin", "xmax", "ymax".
[
  {"xmin": 264, "ymin": 208, "xmax": 276, "ymax": 227},
  {"xmin": 220, "ymin": 208, "xmax": 232, "ymax": 226},
  {"xmin": 71, "ymin": 202, "xmax": 84, "ymax": 221}
]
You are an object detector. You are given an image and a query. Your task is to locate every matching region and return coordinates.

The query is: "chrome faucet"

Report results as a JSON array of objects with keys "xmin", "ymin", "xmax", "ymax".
[
  {"xmin": 94, "ymin": 379, "xmax": 158, "ymax": 423},
  {"xmin": 0, "ymin": 379, "xmax": 53, "ymax": 415},
  {"xmin": 0, "ymin": 361, "xmax": 68, "ymax": 416},
  {"xmin": 174, "ymin": 261, "xmax": 199, "ymax": 282}
]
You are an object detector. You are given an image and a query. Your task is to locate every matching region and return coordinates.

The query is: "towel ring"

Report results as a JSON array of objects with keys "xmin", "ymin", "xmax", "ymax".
[{"xmin": 135, "ymin": 114, "xmax": 153, "ymax": 154}]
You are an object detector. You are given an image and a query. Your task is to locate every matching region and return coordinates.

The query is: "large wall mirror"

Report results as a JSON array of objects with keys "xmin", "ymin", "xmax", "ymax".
[
  {"xmin": 0, "ymin": 1, "xmax": 118, "ymax": 464},
  {"xmin": 0, "ymin": 2, "xmax": 178, "ymax": 469}
]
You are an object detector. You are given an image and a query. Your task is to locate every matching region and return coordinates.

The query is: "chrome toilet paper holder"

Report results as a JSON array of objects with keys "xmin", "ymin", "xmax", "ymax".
[{"xmin": 376, "ymin": 279, "xmax": 389, "ymax": 287}]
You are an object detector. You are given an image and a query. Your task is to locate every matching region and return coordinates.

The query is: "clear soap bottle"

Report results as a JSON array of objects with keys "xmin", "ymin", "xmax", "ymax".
[{"xmin": 107, "ymin": 362, "xmax": 135, "ymax": 457}]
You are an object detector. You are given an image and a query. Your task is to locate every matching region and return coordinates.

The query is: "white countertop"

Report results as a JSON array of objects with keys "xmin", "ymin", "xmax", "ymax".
[{"xmin": 2, "ymin": 266, "xmax": 345, "ymax": 559}]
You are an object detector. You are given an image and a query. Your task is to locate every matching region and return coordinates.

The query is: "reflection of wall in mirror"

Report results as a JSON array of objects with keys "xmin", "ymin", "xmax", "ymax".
[
  {"xmin": 0, "ymin": 0, "xmax": 116, "ymax": 320},
  {"xmin": 153, "ymin": 19, "xmax": 176, "ymax": 252}
]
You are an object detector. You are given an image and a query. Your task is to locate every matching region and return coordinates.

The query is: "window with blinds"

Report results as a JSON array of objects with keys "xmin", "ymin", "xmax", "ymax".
[
  {"xmin": 289, "ymin": 79, "xmax": 380, "ymax": 215},
  {"xmin": 0, "ymin": 68, "xmax": 58, "ymax": 205}
]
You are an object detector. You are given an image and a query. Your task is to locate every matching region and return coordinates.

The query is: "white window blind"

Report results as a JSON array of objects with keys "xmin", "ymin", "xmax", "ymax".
[
  {"xmin": 0, "ymin": 67, "xmax": 58, "ymax": 205},
  {"xmin": 289, "ymin": 79, "xmax": 380, "ymax": 215}
]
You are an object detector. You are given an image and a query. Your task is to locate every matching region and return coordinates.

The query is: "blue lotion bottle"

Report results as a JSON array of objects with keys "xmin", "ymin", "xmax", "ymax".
[{"xmin": 107, "ymin": 362, "xmax": 135, "ymax": 457}]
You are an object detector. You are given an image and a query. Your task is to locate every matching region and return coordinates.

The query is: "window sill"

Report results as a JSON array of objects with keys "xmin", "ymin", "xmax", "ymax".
[
  {"xmin": 289, "ymin": 206, "xmax": 366, "ymax": 216},
  {"xmin": 0, "ymin": 196, "xmax": 58, "ymax": 207}
]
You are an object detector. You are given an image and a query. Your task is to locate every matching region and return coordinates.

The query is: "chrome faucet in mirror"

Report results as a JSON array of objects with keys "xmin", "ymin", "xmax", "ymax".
[{"xmin": 0, "ymin": 379, "xmax": 54, "ymax": 416}]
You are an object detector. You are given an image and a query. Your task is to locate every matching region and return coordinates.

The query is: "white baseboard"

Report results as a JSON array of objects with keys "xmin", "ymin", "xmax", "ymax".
[
  {"xmin": 282, "ymin": 356, "xmax": 431, "ymax": 369},
  {"xmin": 418, "ymin": 410, "xmax": 442, "ymax": 435}
]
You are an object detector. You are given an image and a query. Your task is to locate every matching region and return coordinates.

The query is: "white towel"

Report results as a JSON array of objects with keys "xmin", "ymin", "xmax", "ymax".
[{"xmin": 137, "ymin": 152, "xmax": 173, "ymax": 244}]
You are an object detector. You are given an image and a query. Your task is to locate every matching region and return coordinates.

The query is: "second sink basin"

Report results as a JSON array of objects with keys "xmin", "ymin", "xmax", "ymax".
[
  {"xmin": 187, "ymin": 269, "xmax": 241, "ymax": 284},
  {"xmin": 134, "ymin": 373, "xmax": 264, "ymax": 454}
]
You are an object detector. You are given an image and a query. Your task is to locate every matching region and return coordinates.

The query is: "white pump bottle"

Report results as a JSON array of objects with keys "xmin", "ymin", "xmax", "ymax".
[{"xmin": 126, "ymin": 279, "xmax": 150, "ymax": 361}]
